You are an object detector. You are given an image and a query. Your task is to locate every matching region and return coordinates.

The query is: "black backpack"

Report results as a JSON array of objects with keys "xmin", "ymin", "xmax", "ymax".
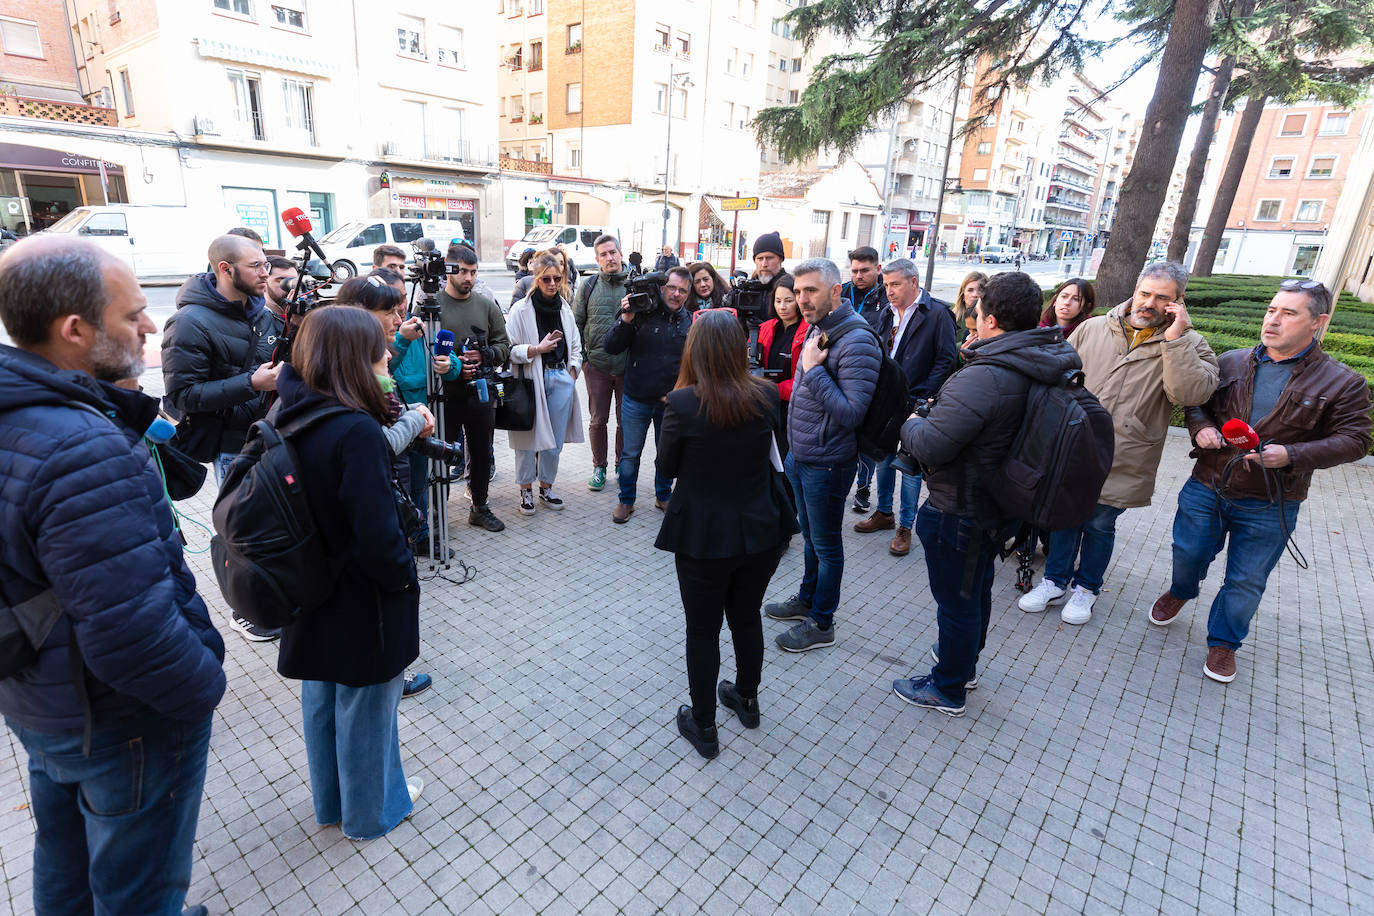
[
  {"xmin": 823, "ymin": 317, "xmax": 913, "ymax": 460},
  {"xmin": 977, "ymin": 357, "xmax": 1115, "ymax": 532},
  {"xmin": 210, "ymin": 404, "xmax": 350, "ymax": 630}
]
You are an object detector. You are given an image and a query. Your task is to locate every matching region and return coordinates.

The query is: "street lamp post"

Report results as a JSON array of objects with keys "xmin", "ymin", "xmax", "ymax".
[{"xmin": 661, "ymin": 64, "xmax": 694, "ymax": 258}]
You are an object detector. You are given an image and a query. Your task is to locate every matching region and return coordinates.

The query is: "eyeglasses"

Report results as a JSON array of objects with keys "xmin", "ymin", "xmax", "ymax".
[
  {"xmin": 238, "ymin": 260, "xmax": 270, "ymax": 274},
  {"xmin": 538, "ymin": 274, "xmax": 565, "ymax": 282},
  {"xmin": 1279, "ymin": 278, "xmax": 1324, "ymax": 292}
]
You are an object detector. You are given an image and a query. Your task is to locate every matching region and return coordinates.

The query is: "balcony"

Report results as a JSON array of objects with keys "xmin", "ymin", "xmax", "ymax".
[
  {"xmin": 1045, "ymin": 195, "xmax": 1089, "ymax": 211},
  {"xmin": 1052, "ymin": 171, "xmax": 1094, "ymax": 191},
  {"xmin": 1055, "ymin": 152, "xmax": 1098, "ymax": 176},
  {"xmin": 500, "ymin": 155, "xmax": 553, "ymax": 175},
  {"xmin": 1043, "ymin": 213, "xmax": 1086, "ymax": 229},
  {"xmin": 379, "ymin": 138, "xmax": 497, "ymax": 170},
  {"xmin": 0, "ymin": 95, "xmax": 117, "ymax": 127}
]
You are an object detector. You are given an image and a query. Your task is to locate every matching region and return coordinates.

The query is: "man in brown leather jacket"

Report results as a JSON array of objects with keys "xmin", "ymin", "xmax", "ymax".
[{"xmin": 1149, "ymin": 280, "xmax": 1372, "ymax": 684}]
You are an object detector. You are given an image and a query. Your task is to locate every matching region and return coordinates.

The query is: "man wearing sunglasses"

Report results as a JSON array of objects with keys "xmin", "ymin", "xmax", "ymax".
[
  {"xmin": 162, "ymin": 233, "xmax": 284, "ymax": 641},
  {"xmin": 1150, "ymin": 279, "xmax": 1372, "ymax": 684}
]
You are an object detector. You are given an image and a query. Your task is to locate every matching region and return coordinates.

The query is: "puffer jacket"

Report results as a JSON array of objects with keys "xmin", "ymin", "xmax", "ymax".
[
  {"xmin": 901, "ymin": 327, "xmax": 1083, "ymax": 525},
  {"xmin": 1185, "ymin": 342, "xmax": 1372, "ymax": 502},
  {"xmin": 1071, "ymin": 302, "xmax": 1219, "ymax": 508},
  {"xmin": 161, "ymin": 272, "xmax": 280, "ymax": 457},
  {"xmin": 787, "ymin": 302, "xmax": 882, "ymax": 465},
  {"xmin": 0, "ymin": 346, "xmax": 226, "ymax": 734},
  {"xmin": 574, "ymin": 270, "xmax": 629, "ymax": 375}
]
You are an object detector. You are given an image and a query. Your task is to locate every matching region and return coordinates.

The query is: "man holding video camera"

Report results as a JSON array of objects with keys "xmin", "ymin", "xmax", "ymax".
[
  {"xmin": 603, "ymin": 265, "xmax": 693, "ymax": 523},
  {"xmin": 439, "ymin": 242, "xmax": 510, "ymax": 532}
]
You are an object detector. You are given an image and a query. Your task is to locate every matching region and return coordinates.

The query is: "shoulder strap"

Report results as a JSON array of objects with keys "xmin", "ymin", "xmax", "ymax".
[
  {"xmin": 583, "ymin": 273, "xmax": 599, "ymax": 305},
  {"xmin": 824, "ymin": 315, "xmax": 882, "ymax": 349},
  {"xmin": 273, "ymin": 403, "xmax": 355, "ymax": 439}
]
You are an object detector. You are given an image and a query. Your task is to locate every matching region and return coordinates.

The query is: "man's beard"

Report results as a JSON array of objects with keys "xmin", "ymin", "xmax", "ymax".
[
  {"xmin": 89, "ymin": 327, "xmax": 145, "ymax": 382},
  {"xmin": 231, "ymin": 266, "xmax": 261, "ymax": 301}
]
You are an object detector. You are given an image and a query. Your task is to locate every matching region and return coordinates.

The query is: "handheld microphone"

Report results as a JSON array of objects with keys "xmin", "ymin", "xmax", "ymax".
[
  {"xmin": 1220, "ymin": 418, "xmax": 1261, "ymax": 451},
  {"xmin": 281, "ymin": 207, "xmax": 331, "ymax": 267},
  {"xmin": 433, "ymin": 329, "xmax": 456, "ymax": 358}
]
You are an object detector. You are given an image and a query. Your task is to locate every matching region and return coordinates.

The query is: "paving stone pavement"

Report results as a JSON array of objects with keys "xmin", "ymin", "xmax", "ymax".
[{"xmin": 2, "ymin": 378, "xmax": 1372, "ymax": 914}]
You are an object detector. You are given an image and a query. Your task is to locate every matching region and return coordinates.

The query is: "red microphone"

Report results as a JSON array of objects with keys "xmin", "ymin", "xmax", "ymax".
[
  {"xmin": 280, "ymin": 207, "xmax": 330, "ymax": 268},
  {"xmin": 1220, "ymin": 418, "xmax": 1260, "ymax": 451}
]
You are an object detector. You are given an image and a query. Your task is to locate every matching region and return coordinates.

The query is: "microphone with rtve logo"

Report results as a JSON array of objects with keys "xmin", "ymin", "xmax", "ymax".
[{"xmin": 281, "ymin": 207, "xmax": 331, "ymax": 267}]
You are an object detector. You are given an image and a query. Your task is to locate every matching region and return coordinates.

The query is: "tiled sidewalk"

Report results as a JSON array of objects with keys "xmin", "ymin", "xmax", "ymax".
[{"xmin": 2, "ymin": 389, "xmax": 1370, "ymax": 914}]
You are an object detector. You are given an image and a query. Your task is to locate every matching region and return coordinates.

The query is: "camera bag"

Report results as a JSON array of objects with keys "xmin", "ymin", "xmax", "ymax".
[
  {"xmin": 210, "ymin": 404, "xmax": 351, "ymax": 630},
  {"xmin": 821, "ymin": 317, "xmax": 913, "ymax": 460}
]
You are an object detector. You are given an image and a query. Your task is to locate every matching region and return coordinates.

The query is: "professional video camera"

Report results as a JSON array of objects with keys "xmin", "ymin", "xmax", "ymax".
[
  {"xmin": 890, "ymin": 398, "xmax": 934, "ymax": 476},
  {"xmin": 729, "ymin": 276, "xmax": 772, "ymax": 326},
  {"xmin": 409, "ymin": 238, "xmax": 448, "ymax": 297},
  {"xmin": 624, "ymin": 271, "xmax": 669, "ymax": 317},
  {"xmin": 408, "ymin": 434, "xmax": 464, "ymax": 466}
]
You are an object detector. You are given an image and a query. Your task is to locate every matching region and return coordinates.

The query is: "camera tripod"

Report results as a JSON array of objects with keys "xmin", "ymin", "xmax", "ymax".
[{"xmin": 414, "ymin": 283, "xmax": 456, "ymax": 572}]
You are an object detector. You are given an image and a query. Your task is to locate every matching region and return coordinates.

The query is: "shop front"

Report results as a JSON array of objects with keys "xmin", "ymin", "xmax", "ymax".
[
  {"xmin": 379, "ymin": 172, "xmax": 481, "ymax": 247},
  {"xmin": 0, "ymin": 142, "xmax": 127, "ymax": 235}
]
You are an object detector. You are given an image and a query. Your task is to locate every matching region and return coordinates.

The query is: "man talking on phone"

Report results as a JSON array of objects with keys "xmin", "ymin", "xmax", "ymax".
[{"xmin": 1018, "ymin": 262, "xmax": 1219, "ymax": 627}]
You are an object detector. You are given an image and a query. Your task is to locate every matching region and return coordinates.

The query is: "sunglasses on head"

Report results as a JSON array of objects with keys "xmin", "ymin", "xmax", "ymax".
[{"xmin": 1279, "ymin": 278, "xmax": 1324, "ymax": 292}]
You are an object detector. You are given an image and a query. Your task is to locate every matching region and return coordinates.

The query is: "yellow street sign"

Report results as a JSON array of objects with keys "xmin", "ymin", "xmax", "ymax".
[{"xmin": 721, "ymin": 197, "xmax": 760, "ymax": 211}]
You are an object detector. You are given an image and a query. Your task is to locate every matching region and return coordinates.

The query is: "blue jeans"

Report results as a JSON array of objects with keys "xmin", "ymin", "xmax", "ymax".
[
  {"xmin": 915, "ymin": 503, "xmax": 998, "ymax": 703},
  {"xmin": 1169, "ymin": 477, "xmax": 1301, "ymax": 650},
  {"xmin": 855, "ymin": 454, "xmax": 875, "ymax": 491},
  {"xmin": 785, "ymin": 452, "xmax": 858, "ymax": 627},
  {"xmin": 874, "ymin": 454, "xmax": 922, "ymax": 528},
  {"xmin": 515, "ymin": 369, "xmax": 576, "ymax": 487},
  {"xmin": 12, "ymin": 713, "xmax": 214, "ymax": 916},
  {"xmin": 212, "ymin": 452, "xmax": 236, "ymax": 486},
  {"xmin": 301, "ymin": 673, "xmax": 412, "ymax": 840},
  {"xmin": 1044, "ymin": 502, "xmax": 1128, "ymax": 593},
  {"xmin": 618, "ymin": 395, "xmax": 672, "ymax": 506}
]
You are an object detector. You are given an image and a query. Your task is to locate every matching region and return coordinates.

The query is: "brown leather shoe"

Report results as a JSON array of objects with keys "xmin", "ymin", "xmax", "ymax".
[
  {"xmin": 854, "ymin": 510, "xmax": 895, "ymax": 533},
  {"xmin": 1203, "ymin": 646, "xmax": 1237, "ymax": 683},
  {"xmin": 1150, "ymin": 591, "xmax": 1186, "ymax": 627},
  {"xmin": 655, "ymin": 499, "xmax": 669, "ymax": 511},
  {"xmin": 612, "ymin": 503, "xmax": 634, "ymax": 524},
  {"xmin": 889, "ymin": 526, "xmax": 911, "ymax": 556}
]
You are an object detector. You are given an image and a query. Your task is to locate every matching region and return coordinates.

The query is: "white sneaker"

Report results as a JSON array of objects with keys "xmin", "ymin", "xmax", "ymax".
[
  {"xmin": 1060, "ymin": 586, "xmax": 1096, "ymax": 625},
  {"xmin": 1018, "ymin": 579, "xmax": 1066, "ymax": 613},
  {"xmin": 407, "ymin": 776, "xmax": 424, "ymax": 804}
]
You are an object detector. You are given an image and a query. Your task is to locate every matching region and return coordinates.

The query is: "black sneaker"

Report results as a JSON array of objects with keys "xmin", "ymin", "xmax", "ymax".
[
  {"xmin": 469, "ymin": 505, "xmax": 506, "ymax": 532},
  {"xmin": 851, "ymin": 486, "xmax": 871, "ymax": 513},
  {"xmin": 402, "ymin": 672, "xmax": 432, "ymax": 697},
  {"xmin": 718, "ymin": 681, "xmax": 760, "ymax": 729},
  {"xmin": 230, "ymin": 617, "xmax": 280, "ymax": 642},
  {"xmin": 538, "ymin": 486, "xmax": 564, "ymax": 510},
  {"xmin": 764, "ymin": 595, "xmax": 811, "ymax": 622}
]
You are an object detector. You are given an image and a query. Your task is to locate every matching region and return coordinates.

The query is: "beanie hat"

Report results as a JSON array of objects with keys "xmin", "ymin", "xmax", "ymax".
[{"xmin": 753, "ymin": 232, "xmax": 784, "ymax": 260}]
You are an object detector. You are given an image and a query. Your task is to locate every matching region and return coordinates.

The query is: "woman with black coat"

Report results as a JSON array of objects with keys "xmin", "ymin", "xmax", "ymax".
[
  {"xmin": 272, "ymin": 306, "xmax": 424, "ymax": 839},
  {"xmin": 655, "ymin": 311, "xmax": 799, "ymax": 759}
]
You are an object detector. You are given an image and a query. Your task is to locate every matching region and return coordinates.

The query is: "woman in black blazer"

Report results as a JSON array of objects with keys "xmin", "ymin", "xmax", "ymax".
[{"xmin": 655, "ymin": 310, "xmax": 799, "ymax": 759}]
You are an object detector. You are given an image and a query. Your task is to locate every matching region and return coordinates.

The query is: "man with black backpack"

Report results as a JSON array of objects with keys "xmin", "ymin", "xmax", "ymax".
[
  {"xmin": 0, "ymin": 236, "xmax": 225, "ymax": 916},
  {"xmin": 764, "ymin": 258, "xmax": 881, "ymax": 653},
  {"xmin": 893, "ymin": 272, "xmax": 1085, "ymax": 716},
  {"xmin": 852, "ymin": 258, "xmax": 957, "ymax": 557}
]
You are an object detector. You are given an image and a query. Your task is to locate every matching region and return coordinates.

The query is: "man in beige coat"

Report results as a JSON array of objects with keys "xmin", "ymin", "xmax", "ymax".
[{"xmin": 1019, "ymin": 262, "xmax": 1219, "ymax": 625}]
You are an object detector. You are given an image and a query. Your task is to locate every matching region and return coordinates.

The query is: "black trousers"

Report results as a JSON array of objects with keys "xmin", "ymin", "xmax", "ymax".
[
  {"xmin": 442, "ymin": 382, "xmax": 496, "ymax": 508},
  {"xmin": 675, "ymin": 547, "xmax": 784, "ymax": 726}
]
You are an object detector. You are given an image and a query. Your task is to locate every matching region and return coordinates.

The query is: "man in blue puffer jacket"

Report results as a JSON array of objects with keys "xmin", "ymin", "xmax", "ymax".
[
  {"xmin": 764, "ymin": 258, "xmax": 881, "ymax": 653},
  {"xmin": 0, "ymin": 236, "xmax": 226, "ymax": 916}
]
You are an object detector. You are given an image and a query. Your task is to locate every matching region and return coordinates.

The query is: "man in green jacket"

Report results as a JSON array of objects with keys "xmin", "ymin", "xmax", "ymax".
[{"xmin": 574, "ymin": 235, "xmax": 630, "ymax": 492}]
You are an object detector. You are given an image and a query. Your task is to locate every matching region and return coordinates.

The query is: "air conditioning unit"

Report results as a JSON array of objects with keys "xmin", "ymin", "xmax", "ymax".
[
  {"xmin": 92, "ymin": 88, "xmax": 112, "ymax": 108},
  {"xmin": 193, "ymin": 115, "xmax": 218, "ymax": 136}
]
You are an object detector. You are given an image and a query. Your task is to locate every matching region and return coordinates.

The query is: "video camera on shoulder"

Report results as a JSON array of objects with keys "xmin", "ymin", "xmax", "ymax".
[
  {"xmin": 624, "ymin": 271, "xmax": 669, "ymax": 318},
  {"xmin": 729, "ymin": 276, "xmax": 772, "ymax": 326}
]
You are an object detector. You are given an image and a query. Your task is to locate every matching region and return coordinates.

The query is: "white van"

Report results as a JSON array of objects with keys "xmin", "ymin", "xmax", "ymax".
[
  {"xmin": 318, "ymin": 218, "xmax": 472, "ymax": 279},
  {"xmin": 43, "ymin": 205, "xmax": 225, "ymax": 280},
  {"xmin": 978, "ymin": 244, "xmax": 1018, "ymax": 264},
  {"xmin": 504, "ymin": 225, "xmax": 607, "ymax": 274}
]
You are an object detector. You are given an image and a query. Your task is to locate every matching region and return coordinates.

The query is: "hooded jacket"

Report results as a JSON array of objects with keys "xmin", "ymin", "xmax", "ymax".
[
  {"xmin": 160, "ymin": 272, "xmax": 281, "ymax": 457},
  {"xmin": 0, "ymin": 345, "xmax": 226, "ymax": 734},
  {"xmin": 1070, "ymin": 302, "xmax": 1219, "ymax": 508},
  {"xmin": 901, "ymin": 327, "xmax": 1083, "ymax": 524}
]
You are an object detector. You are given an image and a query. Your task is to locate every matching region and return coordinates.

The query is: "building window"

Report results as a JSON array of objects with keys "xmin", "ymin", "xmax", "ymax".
[
  {"xmin": 792, "ymin": 57, "xmax": 802, "ymax": 72},
  {"xmin": 271, "ymin": 0, "xmax": 306, "ymax": 30},
  {"xmin": 655, "ymin": 23, "xmax": 669, "ymax": 51},
  {"xmin": 566, "ymin": 82, "xmax": 581, "ymax": 114},
  {"xmin": 677, "ymin": 32, "xmax": 691, "ymax": 57},
  {"xmin": 118, "ymin": 68, "xmax": 134, "ymax": 115},
  {"xmin": 973, "ymin": 168, "xmax": 988, "ymax": 182},
  {"xmin": 529, "ymin": 91, "xmax": 544, "ymax": 122},
  {"xmin": 724, "ymin": 47, "xmax": 735, "ymax": 74},
  {"xmin": 1292, "ymin": 244, "xmax": 1321, "ymax": 276},
  {"xmin": 736, "ymin": 0, "xmax": 757, "ymax": 26},
  {"xmin": 281, "ymin": 77, "xmax": 316, "ymax": 145},
  {"xmin": 508, "ymin": 44, "xmax": 523, "ymax": 69},
  {"xmin": 1319, "ymin": 111, "xmax": 1350, "ymax": 136},
  {"xmin": 841, "ymin": 211, "xmax": 851, "ymax": 238},
  {"xmin": 1295, "ymin": 199, "xmax": 1323, "ymax": 222},
  {"xmin": 1308, "ymin": 155, "xmax": 1336, "ymax": 178},
  {"xmin": 788, "ymin": 89, "xmax": 798, "ymax": 104},
  {"xmin": 436, "ymin": 26, "xmax": 464, "ymax": 68},
  {"xmin": 213, "ymin": 0, "xmax": 254, "ymax": 18},
  {"xmin": 735, "ymin": 104, "xmax": 749, "ymax": 130},
  {"xmin": 227, "ymin": 69, "xmax": 265, "ymax": 140},
  {"xmin": 674, "ymin": 86, "xmax": 689, "ymax": 119},
  {"xmin": 654, "ymin": 83, "xmax": 668, "ymax": 114},
  {"xmin": 1268, "ymin": 156, "xmax": 1295, "ymax": 179},
  {"xmin": 1254, "ymin": 199, "xmax": 1282, "ymax": 221},
  {"xmin": 771, "ymin": 19, "xmax": 779, "ymax": 35},
  {"xmin": 0, "ymin": 17, "xmax": 43, "ymax": 57},
  {"xmin": 566, "ymin": 23, "xmax": 581, "ymax": 52},
  {"xmin": 509, "ymin": 94, "xmax": 523, "ymax": 120},
  {"xmin": 529, "ymin": 0, "xmax": 543, "ymax": 13},
  {"xmin": 528, "ymin": 40, "xmax": 542, "ymax": 71},
  {"xmin": 742, "ymin": 52, "xmax": 753, "ymax": 78},
  {"xmin": 398, "ymin": 15, "xmax": 425, "ymax": 58},
  {"xmin": 976, "ymin": 142, "xmax": 991, "ymax": 155},
  {"xmin": 568, "ymin": 146, "xmax": 581, "ymax": 169},
  {"xmin": 1278, "ymin": 112, "xmax": 1307, "ymax": 137}
]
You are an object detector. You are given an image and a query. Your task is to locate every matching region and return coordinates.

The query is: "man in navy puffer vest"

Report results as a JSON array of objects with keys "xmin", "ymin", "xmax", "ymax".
[{"xmin": 0, "ymin": 236, "xmax": 225, "ymax": 916}]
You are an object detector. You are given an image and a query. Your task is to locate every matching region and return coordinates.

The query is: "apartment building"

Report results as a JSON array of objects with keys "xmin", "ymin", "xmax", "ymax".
[{"xmin": 2, "ymin": 0, "xmax": 503, "ymax": 257}]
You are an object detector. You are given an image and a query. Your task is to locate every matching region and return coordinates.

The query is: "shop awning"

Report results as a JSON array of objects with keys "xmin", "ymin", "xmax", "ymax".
[
  {"xmin": 195, "ymin": 37, "xmax": 335, "ymax": 77},
  {"xmin": 702, "ymin": 196, "xmax": 727, "ymax": 226},
  {"xmin": 0, "ymin": 143, "xmax": 123, "ymax": 175}
]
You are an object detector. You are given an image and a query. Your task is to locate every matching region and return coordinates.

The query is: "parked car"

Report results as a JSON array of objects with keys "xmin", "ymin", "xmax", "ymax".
[
  {"xmin": 978, "ymin": 244, "xmax": 1017, "ymax": 264},
  {"xmin": 504, "ymin": 224, "xmax": 607, "ymax": 274},
  {"xmin": 42, "ymin": 205, "xmax": 230, "ymax": 281},
  {"xmin": 317, "ymin": 218, "xmax": 472, "ymax": 279}
]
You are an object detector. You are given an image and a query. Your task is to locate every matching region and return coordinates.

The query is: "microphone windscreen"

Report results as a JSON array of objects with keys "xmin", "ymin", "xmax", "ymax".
[
  {"xmin": 1221, "ymin": 418, "xmax": 1260, "ymax": 449},
  {"xmin": 281, "ymin": 207, "xmax": 312, "ymax": 237},
  {"xmin": 434, "ymin": 329, "xmax": 456, "ymax": 357}
]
